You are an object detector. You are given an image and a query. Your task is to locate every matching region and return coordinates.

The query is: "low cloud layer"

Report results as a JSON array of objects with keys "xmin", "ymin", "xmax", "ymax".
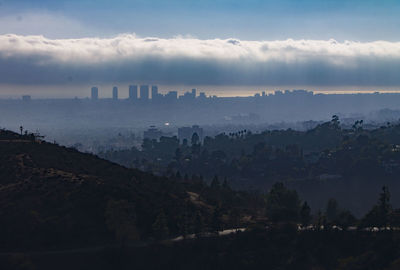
[{"xmin": 0, "ymin": 34, "xmax": 399, "ymax": 87}]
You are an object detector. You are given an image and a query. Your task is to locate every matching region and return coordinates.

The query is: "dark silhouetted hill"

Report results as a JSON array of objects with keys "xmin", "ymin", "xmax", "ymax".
[{"xmin": 0, "ymin": 130, "xmax": 264, "ymax": 252}]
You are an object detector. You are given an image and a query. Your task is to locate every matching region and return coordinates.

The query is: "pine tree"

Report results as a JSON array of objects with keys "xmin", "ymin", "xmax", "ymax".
[
  {"xmin": 211, "ymin": 205, "xmax": 223, "ymax": 232},
  {"xmin": 152, "ymin": 210, "xmax": 169, "ymax": 240},
  {"xmin": 194, "ymin": 210, "xmax": 204, "ymax": 236},
  {"xmin": 300, "ymin": 201, "xmax": 312, "ymax": 226},
  {"xmin": 211, "ymin": 175, "xmax": 220, "ymax": 189},
  {"xmin": 379, "ymin": 186, "xmax": 392, "ymax": 226}
]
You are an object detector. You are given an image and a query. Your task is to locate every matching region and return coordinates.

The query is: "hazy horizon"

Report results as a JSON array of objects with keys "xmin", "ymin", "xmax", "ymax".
[{"xmin": 1, "ymin": 84, "xmax": 400, "ymax": 99}]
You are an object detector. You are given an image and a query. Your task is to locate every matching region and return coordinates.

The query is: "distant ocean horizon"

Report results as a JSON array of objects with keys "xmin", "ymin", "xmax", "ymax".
[{"xmin": 0, "ymin": 84, "xmax": 400, "ymax": 99}]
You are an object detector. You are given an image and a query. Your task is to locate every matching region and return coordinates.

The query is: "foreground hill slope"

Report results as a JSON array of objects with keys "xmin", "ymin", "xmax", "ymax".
[{"xmin": 0, "ymin": 130, "xmax": 208, "ymax": 251}]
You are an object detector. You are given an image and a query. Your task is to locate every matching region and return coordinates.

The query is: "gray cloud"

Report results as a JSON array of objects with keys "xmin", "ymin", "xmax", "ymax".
[{"xmin": 0, "ymin": 34, "xmax": 399, "ymax": 87}]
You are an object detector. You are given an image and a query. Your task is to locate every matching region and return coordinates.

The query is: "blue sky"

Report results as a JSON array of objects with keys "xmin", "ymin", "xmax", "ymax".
[{"xmin": 1, "ymin": 0, "xmax": 399, "ymax": 40}]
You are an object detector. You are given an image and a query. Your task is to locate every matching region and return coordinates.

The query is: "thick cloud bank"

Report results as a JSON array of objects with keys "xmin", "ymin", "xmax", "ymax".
[{"xmin": 0, "ymin": 34, "xmax": 399, "ymax": 86}]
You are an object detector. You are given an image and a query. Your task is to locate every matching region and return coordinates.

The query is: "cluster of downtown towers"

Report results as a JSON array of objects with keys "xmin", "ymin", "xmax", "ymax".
[{"xmin": 90, "ymin": 85, "xmax": 203, "ymax": 101}]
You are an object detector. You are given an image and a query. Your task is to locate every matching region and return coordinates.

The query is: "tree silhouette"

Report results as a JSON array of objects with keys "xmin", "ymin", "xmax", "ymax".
[
  {"xmin": 105, "ymin": 199, "xmax": 139, "ymax": 246},
  {"xmin": 211, "ymin": 175, "xmax": 220, "ymax": 189},
  {"xmin": 326, "ymin": 198, "xmax": 339, "ymax": 224},
  {"xmin": 194, "ymin": 210, "xmax": 204, "ymax": 236},
  {"xmin": 265, "ymin": 182, "xmax": 301, "ymax": 223},
  {"xmin": 300, "ymin": 201, "xmax": 312, "ymax": 226},
  {"xmin": 152, "ymin": 210, "xmax": 169, "ymax": 240},
  {"xmin": 211, "ymin": 205, "xmax": 223, "ymax": 232},
  {"xmin": 379, "ymin": 186, "xmax": 392, "ymax": 226},
  {"xmin": 361, "ymin": 186, "xmax": 392, "ymax": 227}
]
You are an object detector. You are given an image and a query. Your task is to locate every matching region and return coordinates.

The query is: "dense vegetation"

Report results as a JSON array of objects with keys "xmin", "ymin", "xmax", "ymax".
[
  {"xmin": 2, "ymin": 127, "xmax": 400, "ymax": 269},
  {"xmin": 101, "ymin": 117, "xmax": 400, "ymax": 215}
]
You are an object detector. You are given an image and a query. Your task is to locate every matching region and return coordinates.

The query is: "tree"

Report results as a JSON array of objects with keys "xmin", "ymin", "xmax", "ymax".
[
  {"xmin": 178, "ymin": 209, "xmax": 190, "ymax": 237},
  {"xmin": 211, "ymin": 205, "xmax": 223, "ymax": 232},
  {"xmin": 211, "ymin": 175, "xmax": 220, "ymax": 189},
  {"xmin": 105, "ymin": 199, "xmax": 139, "ymax": 246},
  {"xmin": 325, "ymin": 198, "xmax": 356, "ymax": 228},
  {"xmin": 265, "ymin": 182, "xmax": 301, "ymax": 223},
  {"xmin": 222, "ymin": 177, "xmax": 231, "ymax": 190},
  {"xmin": 194, "ymin": 210, "xmax": 205, "ymax": 236},
  {"xmin": 325, "ymin": 198, "xmax": 339, "ymax": 223},
  {"xmin": 379, "ymin": 186, "xmax": 392, "ymax": 226},
  {"xmin": 229, "ymin": 208, "xmax": 241, "ymax": 229},
  {"xmin": 300, "ymin": 201, "xmax": 312, "ymax": 226},
  {"xmin": 336, "ymin": 210, "xmax": 356, "ymax": 228},
  {"xmin": 316, "ymin": 210, "xmax": 327, "ymax": 230},
  {"xmin": 361, "ymin": 186, "xmax": 392, "ymax": 227},
  {"xmin": 331, "ymin": 115, "xmax": 340, "ymax": 128},
  {"xmin": 352, "ymin": 120, "xmax": 364, "ymax": 131},
  {"xmin": 152, "ymin": 210, "xmax": 169, "ymax": 240},
  {"xmin": 184, "ymin": 173, "xmax": 189, "ymax": 181}
]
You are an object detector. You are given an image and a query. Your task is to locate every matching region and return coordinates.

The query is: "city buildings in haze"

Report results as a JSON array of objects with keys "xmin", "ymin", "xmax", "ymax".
[
  {"xmin": 129, "ymin": 85, "xmax": 138, "ymax": 100},
  {"xmin": 91, "ymin": 87, "xmax": 99, "ymax": 100},
  {"xmin": 151, "ymin": 85, "xmax": 159, "ymax": 100},
  {"xmin": 112, "ymin": 86, "xmax": 118, "ymax": 100},
  {"xmin": 178, "ymin": 125, "xmax": 204, "ymax": 143},
  {"xmin": 140, "ymin": 85, "xmax": 149, "ymax": 100},
  {"xmin": 144, "ymin": 126, "xmax": 163, "ymax": 140}
]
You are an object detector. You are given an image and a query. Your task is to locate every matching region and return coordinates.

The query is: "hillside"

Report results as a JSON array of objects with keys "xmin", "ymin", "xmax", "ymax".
[{"xmin": 0, "ymin": 130, "xmax": 263, "ymax": 252}]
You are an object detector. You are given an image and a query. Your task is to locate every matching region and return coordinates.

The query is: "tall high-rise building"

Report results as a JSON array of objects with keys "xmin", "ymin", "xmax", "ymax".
[
  {"xmin": 140, "ymin": 85, "xmax": 149, "ymax": 100},
  {"xmin": 112, "ymin": 86, "xmax": 118, "ymax": 100},
  {"xmin": 143, "ymin": 126, "xmax": 163, "ymax": 140},
  {"xmin": 129, "ymin": 85, "xmax": 138, "ymax": 100},
  {"xmin": 165, "ymin": 91, "xmax": 178, "ymax": 101},
  {"xmin": 91, "ymin": 87, "xmax": 99, "ymax": 100},
  {"xmin": 178, "ymin": 125, "xmax": 204, "ymax": 144},
  {"xmin": 151, "ymin": 85, "xmax": 158, "ymax": 100},
  {"xmin": 192, "ymin": 88, "xmax": 197, "ymax": 98}
]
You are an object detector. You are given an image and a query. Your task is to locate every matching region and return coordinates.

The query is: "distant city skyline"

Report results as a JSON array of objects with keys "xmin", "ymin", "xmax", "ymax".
[{"xmin": 2, "ymin": 84, "xmax": 400, "ymax": 100}]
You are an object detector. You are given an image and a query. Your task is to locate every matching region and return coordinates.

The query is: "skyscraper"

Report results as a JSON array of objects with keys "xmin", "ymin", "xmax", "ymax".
[
  {"xmin": 112, "ymin": 86, "xmax": 118, "ymax": 100},
  {"xmin": 178, "ymin": 125, "xmax": 204, "ymax": 143},
  {"xmin": 192, "ymin": 88, "xmax": 196, "ymax": 98},
  {"xmin": 151, "ymin": 85, "xmax": 159, "ymax": 100},
  {"xmin": 129, "ymin": 85, "xmax": 138, "ymax": 100},
  {"xmin": 140, "ymin": 85, "xmax": 149, "ymax": 100},
  {"xmin": 165, "ymin": 91, "xmax": 178, "ymax": 101},
  {"xmin": 91, "ymin": 87, "xmax": 99, "ymax": 100}
]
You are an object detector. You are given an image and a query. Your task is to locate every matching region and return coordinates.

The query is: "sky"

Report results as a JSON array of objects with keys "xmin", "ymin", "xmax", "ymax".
[{"xmin": 0, "ymin": 0, "xmax": 399, "ymax": 97}]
